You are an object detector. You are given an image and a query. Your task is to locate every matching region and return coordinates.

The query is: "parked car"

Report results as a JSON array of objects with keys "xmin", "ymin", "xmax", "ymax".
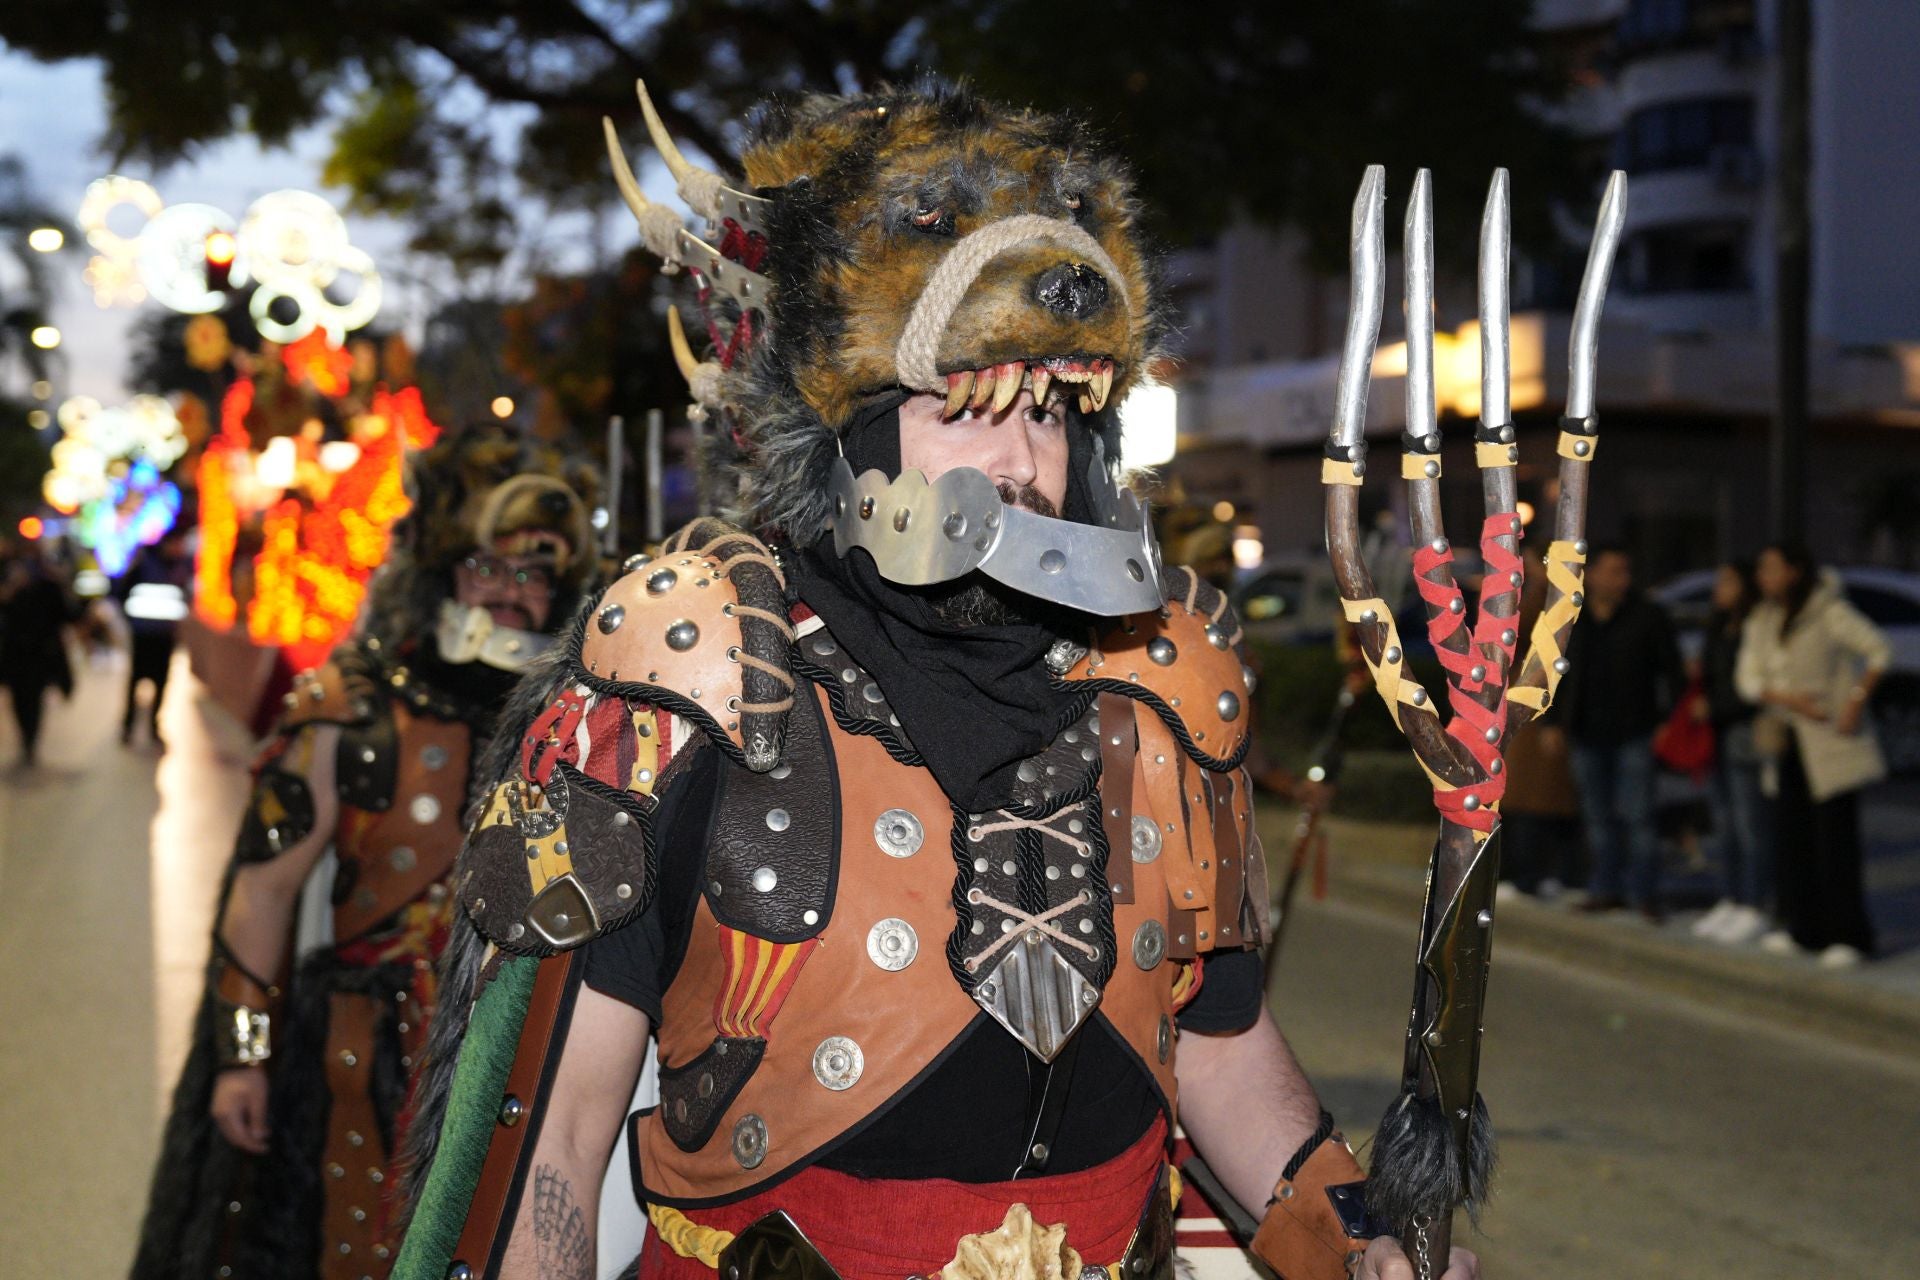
[{"xmin": 1652, "ymin": 565, "xmax": 1920, "ymax": 774}]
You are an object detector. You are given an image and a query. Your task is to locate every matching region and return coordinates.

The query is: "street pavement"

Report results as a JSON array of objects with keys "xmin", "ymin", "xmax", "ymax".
[{"xmin": 2, "ymin": 652, "xmax": 1918, "ymax": 1277}]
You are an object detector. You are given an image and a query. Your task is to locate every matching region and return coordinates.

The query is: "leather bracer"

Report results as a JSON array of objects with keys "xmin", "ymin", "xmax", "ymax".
[
  {"xmin": 210, "ymin": 953, "xmax": 283, "ymax": 1069},
  {"xmin": 1249, "ymin": 1115, "xmax": 1381, "ymax": 1280}
]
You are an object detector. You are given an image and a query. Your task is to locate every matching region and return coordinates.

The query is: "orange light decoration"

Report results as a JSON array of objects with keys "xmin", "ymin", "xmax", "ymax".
[
  {"xmin": 242, "ymin": 385, "xmax": 441, "ymax": 670},
  {"xmin": 281, "ymin": 330, "xmax": 355, "ymax": 398},
  {"xmin": 204, "ymin": 229, "xmax": 236, "ymax": 267},
  {"xmin": 192, "ymin": 378, "xmax": 254, "ymax": 630},
  {"xmin": 18, "ymin": 516, "xmax": 44, "ymax": 540}
]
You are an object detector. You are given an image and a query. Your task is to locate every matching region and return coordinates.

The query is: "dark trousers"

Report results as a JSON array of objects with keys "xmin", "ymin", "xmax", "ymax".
[
  {"xmin": 1570, "ymin": 735, "xmax": 1663, "ymax": 907},
  {"xmin": 1775, "ymin": 740, "xmax": 1877, "ymax": 954},
  {"xmin": 125, "ymin": 633, "xmax": 176, "ymax": 735},
  {"xmin": 6, "ymin": 679, "xmax": 49, "ymax": 761}
]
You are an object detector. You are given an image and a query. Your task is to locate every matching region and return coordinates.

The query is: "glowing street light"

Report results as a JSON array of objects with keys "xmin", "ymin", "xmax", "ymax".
[
  {"xmin": 29, "ymin": 326, "xmax": 61, "ymax": 350},
  {"xmin": 27, "ymin": 409, "xmax": 50, "ymax": 430},
  {"xmin": 1119, "ymin": 382, "xmax": 1178, "ymax": 467},
  {"xmin": 27, "ymin": 227, "xmax": 63, "ymax": 253},
  {"xmin": 491, "ymin": 396, "xmax": 515, "ymax": 419},
  {"xmin": 31, "ymin": 380, "xmax": 52, "ymax": 400}
]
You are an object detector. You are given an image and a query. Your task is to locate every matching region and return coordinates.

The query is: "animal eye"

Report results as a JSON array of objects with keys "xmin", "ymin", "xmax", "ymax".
[{"xmin": 912, "ymin": 205, "xmax": 945, "ymax": 228}]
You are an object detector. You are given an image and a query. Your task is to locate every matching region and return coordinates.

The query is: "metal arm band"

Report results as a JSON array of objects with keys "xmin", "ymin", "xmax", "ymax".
[{"xmin": 211, "ymin": 954, "xmax": 281, "ymax": 1068}]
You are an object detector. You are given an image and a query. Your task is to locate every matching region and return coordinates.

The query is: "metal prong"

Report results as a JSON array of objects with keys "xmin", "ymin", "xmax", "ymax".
[
  {"xmin": 1479, "ymin": 169, "xmax": 1511, "ymax": 429},
  {"xmin": 1566, "ymin": 171, "xmax": 1628, "ymax": 423},
  {"xmin": 1330, "ymin": 165, "xmax": 1387, "ymax": 451},
  {"xmin": 1405, "ymin": 169, "xmax": 1436, "ymax": 444}
]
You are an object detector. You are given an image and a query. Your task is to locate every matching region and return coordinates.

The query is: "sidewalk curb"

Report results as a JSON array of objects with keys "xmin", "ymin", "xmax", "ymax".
[{"xmin": 1325, "ymin": 857, "xmax": 1920, "ymax": 1063}]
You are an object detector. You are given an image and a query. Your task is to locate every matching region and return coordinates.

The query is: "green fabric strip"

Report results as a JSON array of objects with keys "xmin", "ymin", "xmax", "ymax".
[{"xmin": 392, "ymin": 955, "xmax": 540, "ymax": 1280}]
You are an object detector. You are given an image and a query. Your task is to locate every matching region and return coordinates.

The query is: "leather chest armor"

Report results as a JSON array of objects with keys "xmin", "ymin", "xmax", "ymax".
[
  {"xmin": 279, "ymin": 651, "xmax": 475, "ymax": 942},
  {"xmin": 455, "ymin": 530, "xmax": 1265, "ymax": 1209}
]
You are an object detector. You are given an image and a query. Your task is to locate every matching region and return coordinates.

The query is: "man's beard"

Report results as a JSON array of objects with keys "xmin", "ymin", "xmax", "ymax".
[{"xmin": 919, "ymin": 483, "xmax": 1065, "ymax": 629}]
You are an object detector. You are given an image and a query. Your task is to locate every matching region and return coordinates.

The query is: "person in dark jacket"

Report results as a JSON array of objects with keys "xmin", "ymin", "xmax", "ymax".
[
  {"xmin": 115, "ymin": 530, "xmax": 193, "ymax": 748},
  {"xmin": 0, "ymin": 549, "xmax": 78, "ymax": 768},
  {"xmin": 1558, "ymin": 545, "xmax": 1685, "ymax": 918},
  {"xmin": 1692, "ymin": 560, "xmax": 1771, "ymax": 943}
]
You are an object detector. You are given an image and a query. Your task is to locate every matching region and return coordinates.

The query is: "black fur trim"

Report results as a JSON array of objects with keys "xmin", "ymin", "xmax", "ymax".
[{"xmin": 1365, "ymin": 1090, "xmax": 1496, "ymax": 1230}]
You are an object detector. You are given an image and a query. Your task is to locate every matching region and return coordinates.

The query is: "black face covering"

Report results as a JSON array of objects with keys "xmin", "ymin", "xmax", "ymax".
[{"xmin": 791, "ymin": 395, "xmax": 1104, "ymax": 812}]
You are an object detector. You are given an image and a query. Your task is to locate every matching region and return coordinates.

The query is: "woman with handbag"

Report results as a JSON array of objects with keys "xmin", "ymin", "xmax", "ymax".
[
  {"xmin": 1736, "ymin": 545, "xmax": 1889, "ymax": 967},
  {"xmin": 1691, "ymin": 562, "xmax": 1771, "ymax": 944}
]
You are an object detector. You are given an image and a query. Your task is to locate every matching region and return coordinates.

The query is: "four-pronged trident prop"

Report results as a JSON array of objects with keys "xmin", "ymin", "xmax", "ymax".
[{"xmin": 1321, "ymin": 166, "xmax": 1626, "ymax": 1276}]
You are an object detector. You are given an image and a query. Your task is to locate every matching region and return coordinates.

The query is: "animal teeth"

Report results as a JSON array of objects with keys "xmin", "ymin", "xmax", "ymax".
[
  {"xmin": 1076, "ymin": 389, "xmax": 1094, "ymax": 414},
  {"xmin": 1030, "ymin": 365, "xmax": 1052, "ymax": 404},
  {"xmin": 946, "ymin": 370, "xmax": 975, "ymax": 418},
  {"xmin": 969, "ymin": 366, "xmax": 996, "ymax": 410},
  {"xmin": 992, "ymin": 361, "xmax": 1023, "ymax": 413},
  {"xmin": 1090, "ymin": 361, "xmax": 1113, "ymax": 411}
]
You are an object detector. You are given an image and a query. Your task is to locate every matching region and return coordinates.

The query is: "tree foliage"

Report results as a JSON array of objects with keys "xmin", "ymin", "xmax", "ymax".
[{"xmin": 0, "ymin": 0, "xmax": 1584, "ymax": 266}]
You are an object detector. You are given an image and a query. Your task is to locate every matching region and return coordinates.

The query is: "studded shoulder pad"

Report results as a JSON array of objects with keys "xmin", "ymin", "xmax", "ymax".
[
  {"xmin": 1056, "ymin": 565, "xmax": 1254, "ymax": 771},
  {"xmin": 576, "ymin": 520, "xmax": 795, "ymax": 772},
  {"xmin": 276, "ymin": 657, "xmax": 379, "ymax": 729}
]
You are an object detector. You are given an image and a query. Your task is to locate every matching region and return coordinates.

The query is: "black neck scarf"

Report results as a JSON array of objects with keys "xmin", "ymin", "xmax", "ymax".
[{"xmin": 790, "ymin": 396, "xmax": 1102, "ymax": 812}]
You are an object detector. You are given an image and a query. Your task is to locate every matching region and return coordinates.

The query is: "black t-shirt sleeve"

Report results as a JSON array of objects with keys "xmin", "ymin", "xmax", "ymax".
[
  {"xmin": 1175, "ymin": 947, "xmax": 1265, "ymax": 1034},
  {"xmin": 579, "ymin": 743, "xmax": 719, "ymax": 1024}
]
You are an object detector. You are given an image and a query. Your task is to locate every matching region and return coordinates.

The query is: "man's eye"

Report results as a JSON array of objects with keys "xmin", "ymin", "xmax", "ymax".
[{"xmin": 1025, "ymin": 405, "xmax": 1064, "ymax": 427}]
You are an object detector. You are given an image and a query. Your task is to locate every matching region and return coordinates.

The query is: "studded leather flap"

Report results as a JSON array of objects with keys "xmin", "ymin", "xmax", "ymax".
[
  {"xmin": 658, "ymin": 1036, "xmax": 768, "ymax": 1153},
  {"xmin": 277, "ymin": 657, "xmax": 379, "ymax": 729},
  {"xmin": 336, "ymin": 703, "xmax": 399, "ymax": 814},
  {"xmin": 792, "ymin": 624, "xmax": 921, "ymax": 765},
  {"xmin": 462, "ymin": 761, "xmax": 656, "ymax": 956},
  {"xmin": 1055, "ymin": 566, "xmax": 1255, "ymax": 771},
  {"xmin": 704, "ymin": 685, "xmax": 839, "ymax": 943}
]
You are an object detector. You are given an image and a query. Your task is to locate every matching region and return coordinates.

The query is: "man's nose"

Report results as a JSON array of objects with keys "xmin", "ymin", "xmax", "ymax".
[{"xmin": 988, "ymin": 415, "xmax": 1039, "ymax": 489}]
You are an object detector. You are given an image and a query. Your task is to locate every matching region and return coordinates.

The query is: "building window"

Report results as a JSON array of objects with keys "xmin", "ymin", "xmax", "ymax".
[
  {"xmin": 1616, "ymin": 97, "xmax": 1754, "ymax": 174},
  {"xmin": 1616, "ymin": 0, "xmax": 1757, "ymax": 54},
  {"xmin": 1621, "ymin": 220, "xmax": 1751, "ymax": 294}
]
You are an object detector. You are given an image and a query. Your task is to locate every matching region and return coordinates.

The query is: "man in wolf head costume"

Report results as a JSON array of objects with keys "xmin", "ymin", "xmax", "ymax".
[
  {"xmin": 131, "ymin": 429, "xmax": 594, "ymax": 1280},
  {"xmin": 396, "ymin": 83, "xmax": 1476, "ymax": 1280}
]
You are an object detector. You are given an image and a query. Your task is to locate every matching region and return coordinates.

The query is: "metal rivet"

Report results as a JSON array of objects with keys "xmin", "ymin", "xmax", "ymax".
[
  {"xmin": 1448, "ymin": 597, "xmax": 1464, "ymax": 615},
  {"xmin": 893, "ymin": 507, "xmax": 911, "ymax": 533},
  {"xmin": 1216, "ymin": 691, "xmax": 1241, "ymax": 722},
  {"xmin": 1553, "ymin": 657, "xmax": 1571, "ymax": 674},
  {"xmin": 1477, "ymin": 909, "xmax": 1493, "ymax": 927},
  {"xmin": 812, "ymin": 1036, "xmax": 865, "ymax": 1090},
  {"xmin": 874, "ymin": 808, "xmax": 924, "ymax": 858},
  {"xmin": 1424, "ymin": 460, "xmax": 1440, "ymax": 478},
  {"xmin": 1574, "ymin": 440, "xmax": 1590, "ymax": 457},
  {"xmin": 1463, "ymin": 795, "xmax": 1482, "ymax": 811},
  {"xmin": 1131, "ymin": 815, "xmax": 1162, "ymax": 863},
  {"xmin": 1360, "ymin": 608, "xmax": 1378, "ymax": 624},
  {"xmin": 1501, "ymin": 629, "xmax": 1516, "ymax": 645},
  {"xmin": 1384, "ymin": 645, "xmax": 1403, "ymax": 663},
  {"xmin": 1147, "ymin": 636, "xmax": 1177, "ymax": 666},
  {"xmin": 1484, "ymin": 726, "xmax": 1500, "ymax": 743},
  {"xmin": 666, "ymin": 620, "xmax": 699, "ymax": 651},
  {"xmin": 766, "ymin": 808, "xmax": 790, "ymax": 832},
  {"xmin": 1132, "ymin": 920, "xmax": 1167, "ymax": 969},
  {"xmin": 1411, "ymin": 688, "xmax": 1428, "ymax": 705},
  {"xmin": 752, "ymin": 866, "xmax": 778, "ymax": 892},
  {"xmin": 861, "ymin": 681, "xmax": 885, "ymax": 705},
  {"xmin": 1431, "ymin": 538, "xmax": 1449, "ymax": 554},
  {"xmin": 597, "ymin": 603, "xmax": 625, "ymax": 634},
  {"xmin": 867, "ymin": 917, "xmax": 918, "ymax": 971},
  {"xmin": 646, "ymin": 568, "xmax": 677, "ymax": 594},
  {"xmin": 731, "ymin": 1114, "xmax": 769, "ymax": 1169},
  {"xmin": 499, "ymin": 1095, "xmax": 525, "ymax": 1126},
  {"xmin": 1470, "ymin": 664, "xmax": 1486, "ymax": 681}
]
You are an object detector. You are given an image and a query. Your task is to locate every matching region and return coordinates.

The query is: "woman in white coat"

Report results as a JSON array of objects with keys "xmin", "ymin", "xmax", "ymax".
[{"xmin": 1736, "ymin": 544, "xmax": 1890, "ymax": 966}]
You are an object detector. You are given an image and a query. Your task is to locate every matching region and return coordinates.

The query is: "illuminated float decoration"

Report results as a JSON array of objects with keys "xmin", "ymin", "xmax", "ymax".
[{"xmin": 43, "ymin": 394, "xmax": 188, "ymax": 576}]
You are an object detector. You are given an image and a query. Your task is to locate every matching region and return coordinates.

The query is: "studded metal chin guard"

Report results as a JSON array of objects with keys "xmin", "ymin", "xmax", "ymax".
[
  {"xmin": 825, "ymin": 446, "xmax": 1163, "ymax": 618},
  {"xmin": 434, "ymin": 600, "xmax": 556, "ymax": 672}
]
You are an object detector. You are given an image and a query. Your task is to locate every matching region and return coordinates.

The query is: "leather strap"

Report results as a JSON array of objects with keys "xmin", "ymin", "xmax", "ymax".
[
  {"xmin": 449, "ymin": 951, "xmax": 580, "ymax": 1278},
  {"xmin": 1249, "ymin": 1135, "xmax": 1374, "ymax": 1280},
  {"xmin": 1097, "ymin": 693, "xmax": 1137, "ymax": 904}
]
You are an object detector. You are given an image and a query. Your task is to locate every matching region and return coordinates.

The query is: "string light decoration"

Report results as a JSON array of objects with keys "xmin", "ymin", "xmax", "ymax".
[{"xmin": 76, "ymin": 176, "xmax": 383, "ymax": 341}]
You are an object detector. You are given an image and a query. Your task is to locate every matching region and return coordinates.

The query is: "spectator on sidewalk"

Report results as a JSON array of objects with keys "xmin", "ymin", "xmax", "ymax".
[
  {"xmin": 114, "ymin": 529, "xmax": 192, "ymax": 748},
  {"xmin": 1694, "ymin": 560, "xmax": 1773, "ymax": 944},
  {"xmin": 0, "ymin": 549, "xmax": 79, "ymax": 768},
  {"xmin": 1737, "ymin": 544, "xmax": 1889, "ymax": 968},
  {"xmin": 1558, "ymin": 545, "xmax": 1685, "ymax": 920}
]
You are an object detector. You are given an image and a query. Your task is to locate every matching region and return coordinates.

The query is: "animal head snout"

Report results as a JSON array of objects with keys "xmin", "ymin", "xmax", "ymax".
[{"xmin": 1031, "ymin": 262, "xmax": 1110, "ymax": 320}]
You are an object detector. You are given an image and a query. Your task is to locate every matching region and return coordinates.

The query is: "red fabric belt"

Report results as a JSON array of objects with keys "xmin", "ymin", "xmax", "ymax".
[{"xmin": 639, "ymin": 1117, "xmax": 1169, "ymax": 1280}]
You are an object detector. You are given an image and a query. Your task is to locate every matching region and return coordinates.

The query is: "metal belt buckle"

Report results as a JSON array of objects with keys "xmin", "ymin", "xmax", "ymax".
[{"xmin": 716, "ymin": 1211, "xmax": 841, "ymax": 1280}]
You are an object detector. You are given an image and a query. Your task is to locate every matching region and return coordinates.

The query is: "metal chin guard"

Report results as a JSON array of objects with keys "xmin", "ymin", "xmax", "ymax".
[
  {"xmin": 435, "ymin": 600, "xmax": 556, "ymax": 672},
  {"xmin": 825, "ymin": 452, "xmax": 1162, "ymax": 617}
]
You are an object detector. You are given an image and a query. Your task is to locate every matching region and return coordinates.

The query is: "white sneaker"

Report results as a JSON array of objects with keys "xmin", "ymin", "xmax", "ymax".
[
  {"xmin": 1818, "ymin": 944, "xmax": 1865, "ymax": 970},
  {"xmin": 1716, "ymin": 906, "xmax": 1769, "ymax": 945},
  {"xmin": 1759, "ymin": 929, "xmax": 1800, "ymax": 956},
  {"xmin": 1536, "ymin": 877, "xmax": 1565, "ymax": 903},
  {"xmin": 1692, "ymin": 900, "xmax": 1737, "ymax": 938}
]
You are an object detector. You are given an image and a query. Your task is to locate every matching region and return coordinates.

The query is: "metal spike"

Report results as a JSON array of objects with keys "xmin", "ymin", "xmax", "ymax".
[
  {"xmin": 1479, "ymin": 169, "xmax": 1512, "ymax": 429},
  {"xmin": 1567, "ymin": 171, "xmax": 1629, "ymax": 423},
  {"xmin": 1330, "ymin": 166, "xmax": 1387, "ymax": 451},
  {"xmin": 1405, "ymin": 169, "xmax": 1436, "ymax": 445}
]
